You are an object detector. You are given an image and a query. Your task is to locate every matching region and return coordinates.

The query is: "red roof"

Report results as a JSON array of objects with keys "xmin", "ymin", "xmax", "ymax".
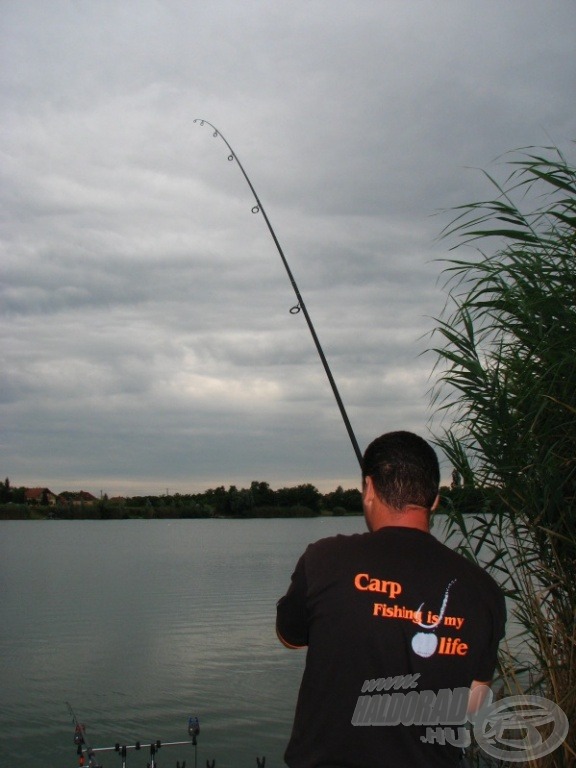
[
  {"xmin": 58, "ymin": 490, "xmax": 98, "ymax": 503},
  {"xmin": 24, "ymin": 487, "xmax": 56, "ymax": 501}
]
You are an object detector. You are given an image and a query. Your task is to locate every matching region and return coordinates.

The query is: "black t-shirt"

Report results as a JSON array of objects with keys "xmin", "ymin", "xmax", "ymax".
[{"xmin": 276, "ymin": 527, "xmax": 506, "ymax": 768}]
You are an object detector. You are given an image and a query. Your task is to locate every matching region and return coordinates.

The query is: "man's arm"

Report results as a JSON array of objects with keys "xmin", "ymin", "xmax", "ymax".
[
  {"xmin": 276, "ymin": 552, "xmax": 309, "ymax": 649},
  {"xmin": 467, "ymin": 584, "xmax": 506, "ymax": 715},
  {"xmin": 276, "ymin": 626, "xmax": 307, "ymax": 649},
  {"xmin": 467, "ymin": 680, "xmax": 493, "ymax": 716}
]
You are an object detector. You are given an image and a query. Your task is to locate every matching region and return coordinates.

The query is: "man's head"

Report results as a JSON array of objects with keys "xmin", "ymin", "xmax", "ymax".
[{"xmin": 362, "ymin": 431, "xmax": 440, "ymax": 524}]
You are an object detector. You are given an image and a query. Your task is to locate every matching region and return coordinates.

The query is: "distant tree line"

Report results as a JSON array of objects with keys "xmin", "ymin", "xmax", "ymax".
[
  {"xmin": 0, "ymin": 478, "xmax": 364, "ymax": 520},
  {"xmin": 0, "ymin": 478, "xmax": 25, "ymax": 504},
  {"xmin": 0, "ymin": 474, "xmax": 501, "ymax": 521}
]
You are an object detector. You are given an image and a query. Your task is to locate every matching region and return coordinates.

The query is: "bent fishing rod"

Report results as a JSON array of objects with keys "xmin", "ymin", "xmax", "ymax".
[{"xmin": 194, "ymin": 119, "xmax": 362, "ymax": 468}]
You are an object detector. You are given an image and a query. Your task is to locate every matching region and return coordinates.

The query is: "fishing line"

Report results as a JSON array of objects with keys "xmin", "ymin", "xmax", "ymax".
[{"xmin": 194, "ymin": 119, "xmax": 362, "ymax": 468}]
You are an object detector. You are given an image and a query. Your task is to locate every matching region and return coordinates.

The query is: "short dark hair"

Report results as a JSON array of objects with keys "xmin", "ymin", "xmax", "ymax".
[{"xmin": 362, "ymin": 431, "xmax": 440, "ymax": 510}]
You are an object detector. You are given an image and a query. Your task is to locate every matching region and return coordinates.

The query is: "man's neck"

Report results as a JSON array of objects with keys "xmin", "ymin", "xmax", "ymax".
[{"xmin": 370, "ymin": 506, "xmax": 431, "ymax": 533}]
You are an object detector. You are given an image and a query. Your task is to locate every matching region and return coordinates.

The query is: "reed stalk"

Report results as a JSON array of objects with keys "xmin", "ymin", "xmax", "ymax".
[{"xmin": 430, "ymin": 144, "xmax": 576, "ymax": 767}]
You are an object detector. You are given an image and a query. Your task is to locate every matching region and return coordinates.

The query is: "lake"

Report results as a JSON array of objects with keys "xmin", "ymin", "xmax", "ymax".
[
  {"xmin": 1, "ymin": 517, "xmax": 371, "ymax": 767},
  {"xmin": 0, "ymin": 515, "xmax": 515, "ymax": 768}
]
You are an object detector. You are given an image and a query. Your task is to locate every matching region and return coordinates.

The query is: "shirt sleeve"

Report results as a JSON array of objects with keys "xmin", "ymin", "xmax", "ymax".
[
  {"xmin": 474, "ymin": 587, "xmax": 507, "ymax": 681},
  {"xmin": 276, "ymin": 551, "xmax": 310, "ymax": 648}
]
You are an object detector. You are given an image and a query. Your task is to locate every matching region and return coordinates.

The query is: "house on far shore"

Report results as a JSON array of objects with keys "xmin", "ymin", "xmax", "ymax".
[
  {"xmin": 24, "ymin": 487, "xmax": 58, "ymax": 506},
  {"xmin": 58, "ymin": 490, "xmax": 98, "ymax": 506}
]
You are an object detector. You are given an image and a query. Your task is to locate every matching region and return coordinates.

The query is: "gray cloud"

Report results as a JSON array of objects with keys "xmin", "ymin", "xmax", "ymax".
[{"xmin": 1, "ymin": 0, "xmax": 575, "ymax": 495}]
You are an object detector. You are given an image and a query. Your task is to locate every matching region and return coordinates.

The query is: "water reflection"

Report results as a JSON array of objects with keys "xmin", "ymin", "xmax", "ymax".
[{"xmin": 0, "ymin": 518, "xmax": 365, "ymax": 766}]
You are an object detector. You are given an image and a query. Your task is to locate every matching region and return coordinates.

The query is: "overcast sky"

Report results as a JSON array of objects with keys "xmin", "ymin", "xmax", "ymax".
[{"xmin": 1, "ymin": 1, "xmax": 575, "ymax": 497}]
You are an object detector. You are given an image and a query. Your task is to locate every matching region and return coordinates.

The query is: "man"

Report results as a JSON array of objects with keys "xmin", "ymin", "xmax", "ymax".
[{"xmin": 276, "ymin": 431, "xmax": 506, "ymax": 767}]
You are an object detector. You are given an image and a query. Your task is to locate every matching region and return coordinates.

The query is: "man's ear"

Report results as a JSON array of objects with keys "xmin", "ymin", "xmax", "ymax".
[
  {"xmin": 362, "ymin": 476, "xmax": 376, "ymax": 531},
  {"xmin": 363, "ymin": 476, "xmax": 375, "ymax": 505},
  {"xmin": 431, "ymin": 493, "xmax": 441, "ymax": 512}
]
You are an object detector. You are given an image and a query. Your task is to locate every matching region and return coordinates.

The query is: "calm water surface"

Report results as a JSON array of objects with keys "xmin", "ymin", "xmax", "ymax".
[{"xmin": 1, "ymin": 517, "xmax": 375, "ymax": 767}]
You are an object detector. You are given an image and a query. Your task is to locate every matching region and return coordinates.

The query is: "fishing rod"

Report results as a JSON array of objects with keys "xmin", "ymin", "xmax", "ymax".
[
  {"xmin": 68, "ymin": 702, "xmax": 103, "ymax": 768},
  {"xmin": 67, "ymin": 705, "xmax": 268, "ymax": 768},
  {"xmin": 68, "ymin": 704, "xmax": 203, "ymax": 768},
  {"xmin": 194, "ymin": 119, "xmax": 363, "ymax": 468}
]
